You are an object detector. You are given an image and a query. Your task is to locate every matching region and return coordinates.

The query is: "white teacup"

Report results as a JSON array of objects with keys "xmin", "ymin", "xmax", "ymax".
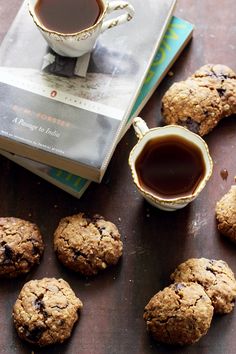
[
  {"xmin": 128, "ymin": 117, "xmax": 213, "ymax": 211},
  {"xmin": 28, "ymin": 0, "xmax": 135, "ymax": 57}
]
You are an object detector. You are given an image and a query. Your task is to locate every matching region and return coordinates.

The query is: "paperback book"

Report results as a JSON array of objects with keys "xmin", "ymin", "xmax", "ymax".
[
  {"xmin": 0, "ymin": 0, "xmax": 176, "ymax": 182},
  {"xmin": 1, "ymin": 16, "xmax": 194, "ymax": 199}
]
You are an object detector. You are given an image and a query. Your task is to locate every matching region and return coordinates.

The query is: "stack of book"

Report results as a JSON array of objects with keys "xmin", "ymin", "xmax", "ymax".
[{"xmin": 0, "ymin": 0, "xmax": 194, "ymax": 198}]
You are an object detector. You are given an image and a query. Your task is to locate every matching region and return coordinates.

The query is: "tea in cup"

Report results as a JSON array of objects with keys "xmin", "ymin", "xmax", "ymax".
[
  {"xmin": 128, "ymin": 117, "xmax": 213, "ymax": 211},
  {"xmin": 28, "ymin": 0, "xmax": 135, "ymax": 57}
]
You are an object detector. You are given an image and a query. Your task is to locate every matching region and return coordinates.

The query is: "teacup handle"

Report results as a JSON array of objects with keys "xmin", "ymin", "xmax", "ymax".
[
  {"xmin": 101, "ymin": 1, "xmax": 135, "ymax": 33},
  {"xmin": 132, "ymin": 117, "xmax": 149, "ymax": 140}
]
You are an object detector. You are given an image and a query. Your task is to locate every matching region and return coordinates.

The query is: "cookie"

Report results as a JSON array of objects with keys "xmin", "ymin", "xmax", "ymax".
[
  {"xmin": 54, "ymin": 213, "xmax": 123, "ymax": 276},
  {"xmin": 161, "ymin": 78, "xmax": 223, "ymax": 136},
  {"xmin": 0, "ymin": 217, "xmax": 44, "ymax": 277},
  {"xmin": 193, "ymin": 64, "xmax": 236, "ymax": 117},
  {"xmin": 215, "ymin": 185, "xmax": 236, "ymax": 243},
  {"xmin": 13, "ymin": 277, "xmax": 83, "ymax": 347},
  {"xmin": 193, "ymin": 64, "xmax": 236, "ymax": 80},
  {"xmin": 170, "ymin": 258, "xmax": 236, "ymax": 314},
  {"xmin": 161, "ymin": 64, "xmax": 236, "ymax": 136},
  {"xmin": 143, "ymin": 282, "xmax": 213, "ymax": 345}
]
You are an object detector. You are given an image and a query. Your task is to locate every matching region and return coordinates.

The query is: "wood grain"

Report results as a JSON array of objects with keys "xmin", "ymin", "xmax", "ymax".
[{"xmin": 0, "ymin": 0, "xmax": 236, "ymax": 353}]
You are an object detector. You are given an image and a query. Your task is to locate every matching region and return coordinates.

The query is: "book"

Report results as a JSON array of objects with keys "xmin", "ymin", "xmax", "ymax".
[
  {"xmin": 1, "ymin": 16, "xmax": 194, "ymax": 199},
  {"xmin": 0, "ymin": 0, "xmax": 176, "ymax": 183}
]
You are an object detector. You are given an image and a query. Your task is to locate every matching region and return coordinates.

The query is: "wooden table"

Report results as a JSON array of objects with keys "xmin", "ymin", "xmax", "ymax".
[{"xmin": 0, "ymin": 1, "xmax": 236, "ymax": 353}]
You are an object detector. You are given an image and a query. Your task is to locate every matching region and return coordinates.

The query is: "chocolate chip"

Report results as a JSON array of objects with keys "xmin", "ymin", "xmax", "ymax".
[
  {"xmin": 32, "ymin": 245, "xmax": 40, "ymax": 255},
  {"xmin": 180, "ymin": 118, "xmax": 200, "ymax": 134},
  {"xmin": 34, "ymin": 294, "xmax": 45, "ymax": 312},
  {"xmin": 4, "ymin": 245, "xmax": 13, "ymax": 260},
  {"xmin": 206, "ymin": 266, "xmax": 215, "ymax": 276},
  {"xmin": 217, "ymin": 88, "xmax": 226, "ymax": 97},
  {"xmin": 74, "ymin": 250, "xmax": 84, "ymax": 257},
  {"xmin": 25, "ymin": 326, "xmax": 45, "ymax": 342}
]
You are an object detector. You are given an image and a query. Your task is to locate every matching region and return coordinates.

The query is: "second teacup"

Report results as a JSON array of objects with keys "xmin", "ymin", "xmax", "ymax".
[
  {"xmin": 28, "ymin": 0, "xmax": 135, "ymax": 57},
  {"xmin": 128, "ymin": 117, "xmax": 213, "ymax": 211}
]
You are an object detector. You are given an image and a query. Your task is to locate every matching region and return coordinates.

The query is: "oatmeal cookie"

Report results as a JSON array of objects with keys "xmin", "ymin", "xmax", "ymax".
[
  {"xmin": 171, "ymin": 258, "xmax": 236, "ymax": 314},
  {"xmin": 215, "ymin": 185, "xmax": 236, "ymax": 242},
  {"xmin": 0, "ymin": 217, "xmax": 44, "ymax": 277},
  {"xmin": 13, "ymin": 278, "xmax": 83, "ymax": 346},
  {"xmin": 193, "ymin": 64, "xmax": 236, "ymax": 117},
  {"xmin": 143, "ymin": 282, "xmax": 213, "ymax": 345},
  {"xmin": 162, "ymin": 64, "xmax": 236, "ymax": 136},
  {"xmin": 161, "ymin": 78, "xmax": 223, "ymax": 136},
  {"xmin": 54, "ymin": 213, "xmax": 123, "ymax": 276}
]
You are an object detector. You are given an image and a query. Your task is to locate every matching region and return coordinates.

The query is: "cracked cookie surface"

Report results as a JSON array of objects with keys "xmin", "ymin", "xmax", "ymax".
[
  {"xmin": 171, "ymin": 258, "xmax": 236, "ymax": 314},
  {"xmin": 0, "ymin": 217, "xmax": 44, "ymax": 277},
  {"xmin": 143, "ymin": 282, "xmax": 213, "ymax": 345},
  {"xmin": 162, "ymin": 64, "xmax": 236, "ymax": 136},
  {"xmin": 13, "ymin": 277, "xmax": 83, "ymax": 346},
  {"xmin": 193, "ymin": 64, "xmax": 236, "ymax": 117},
  {"xmin": 215, "ymin": 186, "xmax": 236, "ymax": 243},
  {"xmin": 54, "ymin": 213, "xmax": 123, "ymax": 276}
]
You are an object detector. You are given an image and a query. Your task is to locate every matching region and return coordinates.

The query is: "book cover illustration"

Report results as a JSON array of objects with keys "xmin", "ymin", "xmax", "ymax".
[
  {"xmin": 1, "ymin": 16, "xmax": 194, "ymax": 199},
  {"xmin": 0, "ymin": 0, "xmax": 176, "ymax": 182}
]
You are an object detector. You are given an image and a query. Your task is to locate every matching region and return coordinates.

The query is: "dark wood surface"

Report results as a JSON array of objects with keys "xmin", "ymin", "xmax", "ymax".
[{"xmin": 0, "ymin": 1, "xmax": 236, "ymax": 353}]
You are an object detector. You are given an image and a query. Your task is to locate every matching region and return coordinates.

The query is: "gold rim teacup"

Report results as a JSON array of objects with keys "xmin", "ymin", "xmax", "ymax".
[
  {"xmin": 28, "ymin": 0, "xmax": 135, "ymax": 57},
  {"xmin": 128, "ymin": 117, "xmax": 213, "ymax": 211}
]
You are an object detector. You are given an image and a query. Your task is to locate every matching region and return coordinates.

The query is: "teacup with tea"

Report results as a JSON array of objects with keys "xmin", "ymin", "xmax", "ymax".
[
  {"xmin": 128, "ymin": 117, "xmax": 213, "ymax": 211},
  {"xmin": 28, "ymin": 0, "xmax": 135, "ymax": 57}
]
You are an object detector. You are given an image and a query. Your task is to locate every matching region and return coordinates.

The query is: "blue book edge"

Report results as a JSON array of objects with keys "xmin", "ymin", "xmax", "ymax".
[{"xmin": 2, "ymin": 16, "xmax": 194, "ymax": 198}]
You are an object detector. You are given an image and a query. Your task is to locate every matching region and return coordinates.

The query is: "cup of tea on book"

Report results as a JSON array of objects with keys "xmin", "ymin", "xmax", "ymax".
[
  {"xmin": 28, "ymin": 0, "xmax": 135, "ymax": 57},
  {"xmin": 128, "ymin": 117, "xmax": 213, "ymax": 211}
]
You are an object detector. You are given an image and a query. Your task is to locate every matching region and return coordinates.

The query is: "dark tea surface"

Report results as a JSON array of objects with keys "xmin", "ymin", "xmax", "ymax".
[
  {"xmin": 135, "ymin": 135, "xmax": 206, "ymax": 199},
  {"xmin": 35, "ymin": 0, "xmax": 103, "ymax": 34}
]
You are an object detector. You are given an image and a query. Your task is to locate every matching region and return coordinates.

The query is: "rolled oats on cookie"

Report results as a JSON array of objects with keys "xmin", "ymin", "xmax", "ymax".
[
  {"xmin": 54, "ymin": 213, "xmax": 123, "ymax": 276},
  {"xmin": 143, "ymin": 282, "xmax": 213, "ymax": 345}
]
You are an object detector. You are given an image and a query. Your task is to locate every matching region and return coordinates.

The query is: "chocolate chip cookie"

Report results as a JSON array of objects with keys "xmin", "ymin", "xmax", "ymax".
[
  {"xmin": 0, "ymin": 217, "xmax": 44, "ymax": 277},
  {"xmin": 162, "ymin": 64, "xmax": 236, "ymax": 136},
  {"xmin": 170, "ymin": 258, "xmax": 236, "ymax": 314},
  {"xmin": 193, "ymin": 64, "xmax": 236, "ymax": 116},
  {"xmin": 215, "ymin": 185, "xmax": 236, "ymax": 243},
  {"xmin": 13, "ymin": 278, "xmax": 83, "ymax": 346},
  {"xmin": 143, "ymin": 282, "xmax": 214, "ymax": 345},
  {"xmin": 54, "ymin": 213, "xmax": 123, "ymax": 276}
]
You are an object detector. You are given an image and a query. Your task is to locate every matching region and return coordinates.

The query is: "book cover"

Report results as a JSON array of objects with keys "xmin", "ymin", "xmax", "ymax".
[
  {"xmin": 0, "ymin": 0, "xmax": 176, "ymax": 182},
  {"xmin": 1, "ymin": 16, "xmax": 194, "ymax": 199}
]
